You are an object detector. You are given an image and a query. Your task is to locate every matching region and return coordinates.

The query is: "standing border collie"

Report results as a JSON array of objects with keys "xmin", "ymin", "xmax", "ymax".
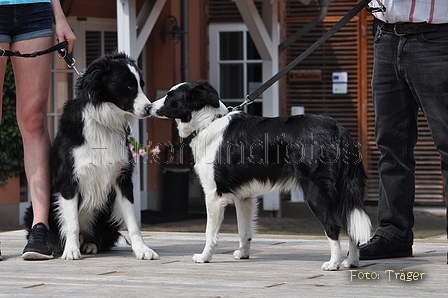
[
  {"xmin": 150, "ymin": 80, "xmax": 371, "ymax": 270},
  {"xmin": 24, "ymin": 53, "xmax": 158, "ymax": 260}
]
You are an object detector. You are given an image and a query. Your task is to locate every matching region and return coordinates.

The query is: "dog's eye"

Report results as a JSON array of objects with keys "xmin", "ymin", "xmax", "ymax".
[{"xmin": 128, "ymin": 86, "xmax": 134, "ymax": 90}]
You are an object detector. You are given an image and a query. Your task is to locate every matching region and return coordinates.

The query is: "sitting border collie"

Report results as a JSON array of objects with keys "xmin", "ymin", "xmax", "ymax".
[
  {"xmin": 24, "ymin": 53, "xmax": 158, "ymax": 260},
  {"xmin": 150, "ymin": 80, "xmax": 371, "ymax": 270}
]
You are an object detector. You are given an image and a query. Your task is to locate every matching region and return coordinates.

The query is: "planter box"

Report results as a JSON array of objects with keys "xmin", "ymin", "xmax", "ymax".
[{"xmin": 0, "ymin": 175, "xmax": 20, "ymax": 206}]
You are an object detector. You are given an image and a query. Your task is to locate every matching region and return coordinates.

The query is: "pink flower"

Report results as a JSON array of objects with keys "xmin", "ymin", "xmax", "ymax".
[
  {"xmin": 152, "ymin": 145, "xmax": 161, "ymax": 155},
  {"xmin": 138, "ymin": 148, "xmax": 146, "ymax": 156}
]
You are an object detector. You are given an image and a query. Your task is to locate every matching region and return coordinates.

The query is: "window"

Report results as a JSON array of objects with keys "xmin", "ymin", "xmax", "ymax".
[
  {"xmin": 85, "ymin": 31, "xmax": 118, "ymax": 66},
  {"xmin": 209, "ymin": 23, "xmax": 262, "ymax": 115}
]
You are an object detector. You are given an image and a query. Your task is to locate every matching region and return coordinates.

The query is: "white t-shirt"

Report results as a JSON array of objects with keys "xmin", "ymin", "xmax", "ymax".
[{"xmin": 369, "ymin": 0, "xmax": 448, "ymax": 24}]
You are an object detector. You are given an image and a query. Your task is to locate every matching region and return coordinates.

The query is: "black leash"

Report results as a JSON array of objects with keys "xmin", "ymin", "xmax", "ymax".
[
  {"xmin": 0, "ymin": 40, "xmax": 81, "ymax": 76},
  {"xmin": 0, "ymin": 40, "xmax": 68, "ymax": 58},
  {"xmin": 232, "ymin": 0, "xmax": 373, "ymax": 111}
]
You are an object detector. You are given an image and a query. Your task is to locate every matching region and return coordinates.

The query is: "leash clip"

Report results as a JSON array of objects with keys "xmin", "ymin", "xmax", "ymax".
[
  {"xmin": 230, "ymin": 95, "xmax": 254, "ymax": 112},
  {"xmin": 58, "ymin": 49, "xmax": 82, "ymax": 76},
  {"xmin": 0, "ymin": 47, "xmax": 5, "ymax": 57},
  {"xmin": 366, "ymin": 0, "xmax": 386, "ymax": 13}
]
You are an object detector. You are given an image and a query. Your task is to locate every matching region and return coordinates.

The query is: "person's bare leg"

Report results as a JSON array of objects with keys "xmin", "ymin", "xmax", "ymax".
[{"xmin": 11, "ymin": 37, "xmax": 52, "ymax": 229}]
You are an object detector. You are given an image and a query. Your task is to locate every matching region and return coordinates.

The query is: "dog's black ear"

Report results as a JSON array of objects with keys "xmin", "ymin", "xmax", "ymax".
[
  {"xmin": 75, "ymin": 55, "xmax": 113, "ymax": 103},
  {"xmin": 76, "ymin": 69, "xmax": 102, "ymax": 103},
  {"xmin": 191, "ymin": 80, "xmax": 221, "ymax": 108}
]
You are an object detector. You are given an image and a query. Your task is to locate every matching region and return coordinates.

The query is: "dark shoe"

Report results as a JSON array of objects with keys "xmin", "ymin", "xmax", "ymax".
[
  {"xmin": 359, "ymin": 235, "xmax": 412, "ymax": 260},
  {"xmin": 0, "ymin": 245, "xmax": 3, "ymax": 261},
  {"xmin": 22, "ymin": 222, "xmax": 54, "ymax": 260}
]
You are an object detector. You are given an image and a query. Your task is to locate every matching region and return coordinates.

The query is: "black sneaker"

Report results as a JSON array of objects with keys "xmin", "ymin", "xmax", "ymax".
[
  {"xmin": 22, "ymin": 222, "xmax": 54, "ymax": 260},
  {"xmin": 359, "ymin": 235, "xmax": 413, "ymax": 260}
]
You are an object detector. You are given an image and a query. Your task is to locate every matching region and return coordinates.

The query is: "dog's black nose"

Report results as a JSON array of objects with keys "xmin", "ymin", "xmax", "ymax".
[{"xmin": 145, "ymin": 104, "xmax": 152, "ymax": 114}]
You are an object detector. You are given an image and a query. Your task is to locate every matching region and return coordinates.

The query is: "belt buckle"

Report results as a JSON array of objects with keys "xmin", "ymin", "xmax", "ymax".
[{"xmin": 393, "ymin": 22, "xmax": 406, "ymax": 36}]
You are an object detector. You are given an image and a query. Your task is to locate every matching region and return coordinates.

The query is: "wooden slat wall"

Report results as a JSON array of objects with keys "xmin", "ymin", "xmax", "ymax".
[
  {"xmin": 207, "ymin": 0, "xmax": 261, "ymax": 21},
  {"xmin": 283, "ymin": 0, "xmax": 361, "ymax": 139},
  {"xmin": 365, "ymin": 16, "xmax": 380, "ymax": 202},
  {"xmin": 208, "ymin": 0, "xmax": 445, "ymax": 204}
]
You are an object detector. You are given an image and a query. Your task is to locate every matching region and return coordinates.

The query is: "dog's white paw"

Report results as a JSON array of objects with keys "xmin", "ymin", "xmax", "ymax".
[
  {"xmin": 133, "ymin": 245, "xmax": 159, "ymax": 260},
  {"xmin": 341, "ymin": 258, "xmax": 358, "ymax": 269},
  {"xmin": 233, "ymin": 249, "xmax": 249, "ymax": 259},
  {"xmin": 321, "ymin": 261, "xmax": 340, "ymax": 271},
  {"xmin": 192, "ymin": 253, "xmax": 211, "ymax": 263},
  {"xmin": 81, "ymin": 243, "xmax": 98, "ymax": 254},
  {"xmin": 62, "ymin": 248, "xmax": 82, "ymax": 260}
]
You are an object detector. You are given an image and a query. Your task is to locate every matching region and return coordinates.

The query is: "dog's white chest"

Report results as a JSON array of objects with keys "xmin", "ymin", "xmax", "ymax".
[
  {"xmin": 190, "ymin": 116, "xmax": 230, "ymax": 192},
  {"xmin": 73, "ymin": 140, "xmax": 128, "ymax": 209},
  {"xmin": 72, "ymin": 105, "xmax": 131, "ymax": 210}
]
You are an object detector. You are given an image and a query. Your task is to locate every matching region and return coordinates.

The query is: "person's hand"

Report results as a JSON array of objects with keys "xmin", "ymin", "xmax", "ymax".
[
  {"xmin": 50, "ymin": 0, "xmax": 77, "ymax": 53},
  {"xmin": 55, "ymin": 20, "xmax": 77, "ymax": 53}
]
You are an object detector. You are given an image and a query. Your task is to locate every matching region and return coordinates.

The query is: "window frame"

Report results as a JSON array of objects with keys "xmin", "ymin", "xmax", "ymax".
[{"xmin": 209, "ymin": 23, "xmax": 263, "ymax": 114}]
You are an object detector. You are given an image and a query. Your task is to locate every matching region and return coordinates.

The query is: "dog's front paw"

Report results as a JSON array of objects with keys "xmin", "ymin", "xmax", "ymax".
[
  {"xmin": 62, "ymin": 248, "xmax": 82, "ymax": 260},
  {"xmin": 133, "ymin": 245, "xmax": 159, "ymax": 260},
  {"xmin": 341, "ymin": 258, "xmax": 358, "ymax": 269},
  {"xmin": 321, "ymin": 260, "xmax": 340, "ymax": 271},
  {"xmin": 192, "ymin": 253, "xmax": 211, "ymax": 263},
  {"xmin": 233, "ymin": 249, "xmax": 249, "ymax": 259},
  {"xmin": 81, "ymin": 243, "xmax": 98, "ymax": 254}
]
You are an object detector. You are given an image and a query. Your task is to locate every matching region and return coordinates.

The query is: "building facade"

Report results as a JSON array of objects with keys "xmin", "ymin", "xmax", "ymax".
[{"xmin": 0, "ymin": 0, "xmax": 444, "ymax": 229}]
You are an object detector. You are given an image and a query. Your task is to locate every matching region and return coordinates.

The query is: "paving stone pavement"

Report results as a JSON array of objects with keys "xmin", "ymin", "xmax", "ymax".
[{"xmin": 0, "ymin": 230, "xmax": 447, "ymax": 297}]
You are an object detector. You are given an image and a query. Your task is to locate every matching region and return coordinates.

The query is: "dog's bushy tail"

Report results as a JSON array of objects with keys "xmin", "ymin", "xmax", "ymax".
[
  {"xmin": 337, "ymin": 128, "xmax": 371, "ymax": 245},
  {"xmin": 346, "ymin": 207, "xmax": 371, "ymax": 245}
]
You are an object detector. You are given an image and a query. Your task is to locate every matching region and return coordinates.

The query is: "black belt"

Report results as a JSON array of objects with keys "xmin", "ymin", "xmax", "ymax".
[{"xmin": 379, "ymin": 20, "xmax": 447, "ymax": 36}]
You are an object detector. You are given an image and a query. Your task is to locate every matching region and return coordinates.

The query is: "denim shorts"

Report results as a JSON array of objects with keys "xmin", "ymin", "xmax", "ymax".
[{"xmin": 0, "ymin": 3, "xmax": 54, "ymax": 43}]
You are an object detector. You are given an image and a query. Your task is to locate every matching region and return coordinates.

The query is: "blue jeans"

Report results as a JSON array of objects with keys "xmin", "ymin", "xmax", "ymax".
[{"xmin": 372, "ymin": 24, "xmax": 448, "ymax": 245}]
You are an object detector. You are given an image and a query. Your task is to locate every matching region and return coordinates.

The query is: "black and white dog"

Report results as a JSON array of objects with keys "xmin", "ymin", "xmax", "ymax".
[
  {"xmin": 24, "ymin": 53, "xmax": 158, "ymax": 260},
  {"xmin": 150, "ymin": 80, "xmax": 371, "ymax": 270}
]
